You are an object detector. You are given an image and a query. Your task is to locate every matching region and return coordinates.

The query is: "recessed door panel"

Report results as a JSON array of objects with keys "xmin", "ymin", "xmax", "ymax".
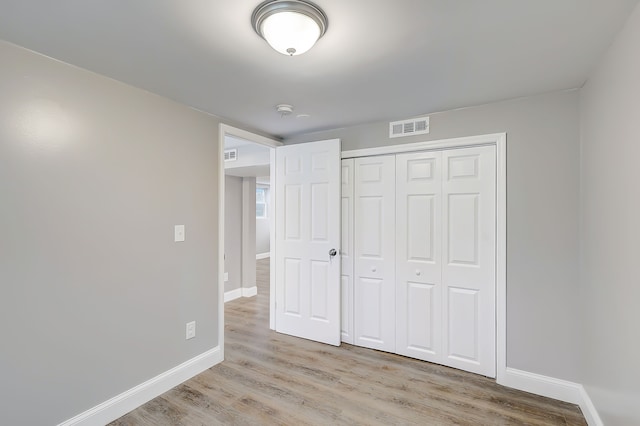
[
  {"xmin": 407, "ymin": 158, "xmax": 435, "ymax": 181},
  {"xmin": 285, "ymin": 185, "xmax": 301, "ymax": 240},
  {"xmin": 448, "ymin": 155, "xmax": 479, "ymax": 179},
  {"xmin": 311, "ymin": 183, "xmax": 329, "ymax": 241},
  {"xmin": 311, "ymin": 152, "xmax": 328, "ymax": 171},
  {"xmin": 359, "ymin": 197, "xmax": 383, "ymax": 258},
  {"xmin": 284, "ymin": 258, "xmax": 301, "ymax": 316},
  {"xmin": 407, "ymin": 195, "xmax": 435, "ymax": 262},
  {"xmin": 447, "ymin": 287, "xmax": 479, "ymax": 361},
  {"xmin": 406, "ymin": 282, "xmax": 436, "ymax": 352},
  {"xmin": 448, "ymin": 194, "xmax": 479, "ymax": 265},
  {"xmin": 356, "ymin": 277, "xmax": 384, "ymax": 343},
  {"xmin": 310, "ymin": 260, "xmax": 329, "ymax": 321}
]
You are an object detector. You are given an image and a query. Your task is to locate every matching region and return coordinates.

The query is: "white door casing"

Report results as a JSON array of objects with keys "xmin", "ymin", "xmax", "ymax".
[
  {"xmin": 395, "ymin": 151, "xmax": 443, "ymax": 363},
  {"xmin": 442, "ymin": 146, "xmax": 496, "ymax": 377},
  {"xmin": 341, "ymin": 159, "xmax": 355, "ymax": 344},
  {"xmin": 274, "ymin": 139, "xmax": 342, "ymax": 346},
  {"xmin": 353, "ymin": 155, "xmax": 396, "ymax": 352}
]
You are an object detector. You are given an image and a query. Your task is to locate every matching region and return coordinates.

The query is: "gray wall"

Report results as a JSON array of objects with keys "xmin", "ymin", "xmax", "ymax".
[
  {"xmin": 256, "ymin": 183, "xmax": 271, "ymax": 255},
  {"xmin": 242, "ymin": 178, "xmax": 257, "ymax": 289},
  {"xmin": 0, "ymin": 41, "xmax": 221, "ymax": 425},
  {"xmin": 580, "ymin": 3, "xmax": 640, "ymax": 424},
  {"xmin": 287, "ymin": 90, "xmax": 582, "ymax": 382},
  {"xmin": 224, "ymin": 176, "xmax": 243, "ymax": 292},
  {"xmin": 224, "ymin": 176, "xmax": 259, "ymax": 295}
]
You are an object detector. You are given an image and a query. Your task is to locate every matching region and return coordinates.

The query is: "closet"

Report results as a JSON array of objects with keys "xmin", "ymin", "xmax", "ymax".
[{"xmin": 341, "ymin": 145, "xmax": 496, "ymax": 377}]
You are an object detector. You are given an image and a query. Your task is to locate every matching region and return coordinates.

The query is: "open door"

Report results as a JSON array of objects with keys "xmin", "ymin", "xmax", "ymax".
[{"xmin": 274, "ymin": 139, "xmax": 341, "ymax": 346}]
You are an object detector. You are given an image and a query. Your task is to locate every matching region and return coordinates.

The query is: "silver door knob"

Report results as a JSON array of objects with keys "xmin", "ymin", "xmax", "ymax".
[{"xmin": 329, "ymin": 248, "xmax": 337, "ymax": 257}]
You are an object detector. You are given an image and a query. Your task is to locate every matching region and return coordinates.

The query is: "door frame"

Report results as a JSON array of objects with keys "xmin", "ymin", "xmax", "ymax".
[
  {"xmin": 341, "ymin": 132, "xmax": 507, "ymax": 382},
  {"xmin": 217, "ymin": 124, "xmax": 281, "ymax": 360}
]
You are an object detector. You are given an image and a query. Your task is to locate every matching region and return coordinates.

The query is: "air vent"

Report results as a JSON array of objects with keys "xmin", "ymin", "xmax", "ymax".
[
  {"xmin": 224, "ymin": 149, "xmax": 238, "ymax": 162},
  {"xmin": 389, "ymin": 116, "xmax": 430, "ymax": 138}
]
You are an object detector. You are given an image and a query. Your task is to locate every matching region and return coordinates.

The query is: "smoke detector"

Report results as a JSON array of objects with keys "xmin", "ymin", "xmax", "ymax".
[{"xmin": 276, "ymin": 104, "xmax": 294, "ymax": 117}]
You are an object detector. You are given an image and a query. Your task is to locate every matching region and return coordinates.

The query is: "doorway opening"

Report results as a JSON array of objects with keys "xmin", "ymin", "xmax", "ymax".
[{"xmin": 218, "ymin": 124, "xmax": 281, "ymax": 355}]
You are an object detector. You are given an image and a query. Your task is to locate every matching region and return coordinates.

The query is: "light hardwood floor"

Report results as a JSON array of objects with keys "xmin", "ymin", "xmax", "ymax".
[{"xmin": 111, "ymin": 258, "xmax": 586, "ymax": 425}]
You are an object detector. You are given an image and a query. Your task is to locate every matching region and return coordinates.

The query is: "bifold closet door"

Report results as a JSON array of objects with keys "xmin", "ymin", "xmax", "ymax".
[
  {"xmin": 340, "ymin": 159, "xmax": 355, "ymax": 344},
  {"xmin": 353, "ymin": 155, "xmax": 396, "ymax": 352},
  {"xmin": 395, "ymin": 151, "xmax": 443, "ymax": 363},
  {"xmin": 442, "ymin": 146, "xmax": 496, "ymax": 377}
]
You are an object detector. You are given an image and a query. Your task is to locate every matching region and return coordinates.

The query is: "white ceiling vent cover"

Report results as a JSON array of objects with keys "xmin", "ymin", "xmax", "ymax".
[
  {"xmin": 224, "ymin": 149, "xmax": 238, "ymax": 162},
  {"xmin": 389, "ymin": 116, "xmax": 430, "ymax": 138}
]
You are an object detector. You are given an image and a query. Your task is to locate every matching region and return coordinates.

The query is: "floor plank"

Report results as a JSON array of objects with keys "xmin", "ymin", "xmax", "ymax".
[{"xmin": 111, "ymin": 258, "xmax": 586, "ymax": 425}]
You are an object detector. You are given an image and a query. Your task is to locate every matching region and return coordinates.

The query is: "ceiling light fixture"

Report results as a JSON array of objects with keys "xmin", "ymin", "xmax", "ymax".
[{"xmin": 252, "ymin": 0, "xmax": 328, "ymax": 56}]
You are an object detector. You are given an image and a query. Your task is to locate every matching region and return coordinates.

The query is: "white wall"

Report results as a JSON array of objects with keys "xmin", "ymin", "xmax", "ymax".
[
  {"xmin": 286, "ymin": 90, "xmax": 582, "ymax": 383},
  {"xmin": 0, "ymin": 41, "xmax": 221, "ymax": 425},
  {"xmin": 580, "ymin": 3, "xmax": 640, "ymax": 424}
]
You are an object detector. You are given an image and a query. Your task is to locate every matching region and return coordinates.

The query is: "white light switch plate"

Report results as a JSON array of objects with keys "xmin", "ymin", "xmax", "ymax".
[
  {"xmin": 186, "ymin": 321, "xmax": 196, "ymax": 340},
  {"xmin": 174, "ymin": 225, "xmax": 185, "ymax": 242}
]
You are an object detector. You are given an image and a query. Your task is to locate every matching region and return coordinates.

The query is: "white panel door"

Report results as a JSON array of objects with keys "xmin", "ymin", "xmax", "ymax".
[
  {"xmin": 395, "ymin": 151, "xmax": 443, "ymax": 363},
  {"xmin": 442, "ymin": 145, "xmax": 496, "ymax": 377},
  {"xmin": 340, "ymin": 159, "xmax": 355, "ymax": 344},
  {"xmin": 275, "ymin": 139, "xmax": 342, "ymax": 346},
  {"xmin": 354, "ymin": 155, "xmax": 396, "ymax": 352}
]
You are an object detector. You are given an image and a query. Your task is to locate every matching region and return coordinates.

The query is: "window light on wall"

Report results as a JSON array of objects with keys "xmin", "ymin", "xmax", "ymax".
[{"xmin": 256, "ymin": 187, "xmax": 268, "ymax": 218}]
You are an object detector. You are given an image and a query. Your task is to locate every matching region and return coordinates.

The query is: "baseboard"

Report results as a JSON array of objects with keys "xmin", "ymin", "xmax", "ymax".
[
  {"xmin": 256, "ymin": 252, "xmax": 270, "ymax": 260},
  {"xmin": 58, "ymin": 346, "xmax": 222, "ymax": 426},
  {"xmin": 578, "ymin": 386, "xmax": 604, "ymax": 426},
  {"xmin": 242, "ymin": 286, "xmax": 257, "ymax": 298},
  {"xmin": 499, "ymin": 368, "xmax": 602, "ymax": 426},
  {"xmin": 224, "ymin": 288, "xmax": 242, "ymax": 302},
  {"xmin": 225, "ymin": 287, "xmax": 256, "ymax": 302}
]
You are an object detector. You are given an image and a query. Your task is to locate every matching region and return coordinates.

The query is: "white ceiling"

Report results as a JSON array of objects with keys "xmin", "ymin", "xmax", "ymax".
[{"xmin": 0, "ymin": 1, "xmax": 637, "ymax": 139}]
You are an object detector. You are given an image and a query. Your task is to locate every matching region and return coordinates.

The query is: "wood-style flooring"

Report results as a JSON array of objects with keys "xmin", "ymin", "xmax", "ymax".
[{"xmin": 111, "ymin": 258, "xmax": 586, "ymax": 425}]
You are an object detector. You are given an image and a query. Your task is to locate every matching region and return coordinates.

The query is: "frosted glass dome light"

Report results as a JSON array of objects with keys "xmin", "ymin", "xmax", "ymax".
[{"xmin": 252, "ymin": 0, "xmax": 328, "ymax": 56}]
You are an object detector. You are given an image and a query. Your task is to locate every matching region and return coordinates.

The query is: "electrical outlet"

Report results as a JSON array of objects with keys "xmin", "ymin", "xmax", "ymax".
[
  {"xmin": 224, "ymin": 272, "xmax": 229, "ymax": 282},
  {"xmin": 186, "ymin": 321, "xmax": 196, "ymax": 340}
]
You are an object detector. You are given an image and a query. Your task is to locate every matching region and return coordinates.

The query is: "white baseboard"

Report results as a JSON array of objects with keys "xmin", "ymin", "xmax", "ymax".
[
  {"xmin": 224, "ymin": 288, "xmax": 242, "ymax": 302},
  {"xmin": 225, "ymin": 286, "xmax": 257, "ymax": 302},
  {"xmin": 58, "ymin": 346, "xmax": 222, "ymax": 426},
  {"xmin": 578, "ymin": 386, "xmax": 604, "ymax": 426},
  {"xmin": 242, "ymin": 286, "xmax": 257, "ymax": 298},
  {"xmin": 499, "ymin": 368, "xmax": 602, "ymax": 426},
  {"xmin": 256, "ymin": 252, "xmax": 270, "ymax": 260}
]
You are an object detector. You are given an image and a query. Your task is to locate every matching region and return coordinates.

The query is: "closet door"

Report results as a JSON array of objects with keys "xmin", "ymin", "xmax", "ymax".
[
  {"xmin": 395, "ymin": 151, "xmax": 443, "ymax": 363},
  {"xmin": 340, "ymin": 159, "xmax": 355, "ymax": 344},
  {"xmin": 442, "ymin": 146, "xmax": 496, "ymax": 377},
  {"xmin": 354, "ymin": 155, "xmax": 396, "ymax": 352}
]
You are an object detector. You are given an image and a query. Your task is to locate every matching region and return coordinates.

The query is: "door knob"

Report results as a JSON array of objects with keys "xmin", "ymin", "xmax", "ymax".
[
  {"xmin": 329, "ymin": 248, "xmax": 337, "ymax": 257},
  {"xmin": 416, "ymin": 270, "xmax": 421, "ymax": 276},
  {"xmin": 371, "ymin": 266, "xmax": 377, "ymax": 272}
]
